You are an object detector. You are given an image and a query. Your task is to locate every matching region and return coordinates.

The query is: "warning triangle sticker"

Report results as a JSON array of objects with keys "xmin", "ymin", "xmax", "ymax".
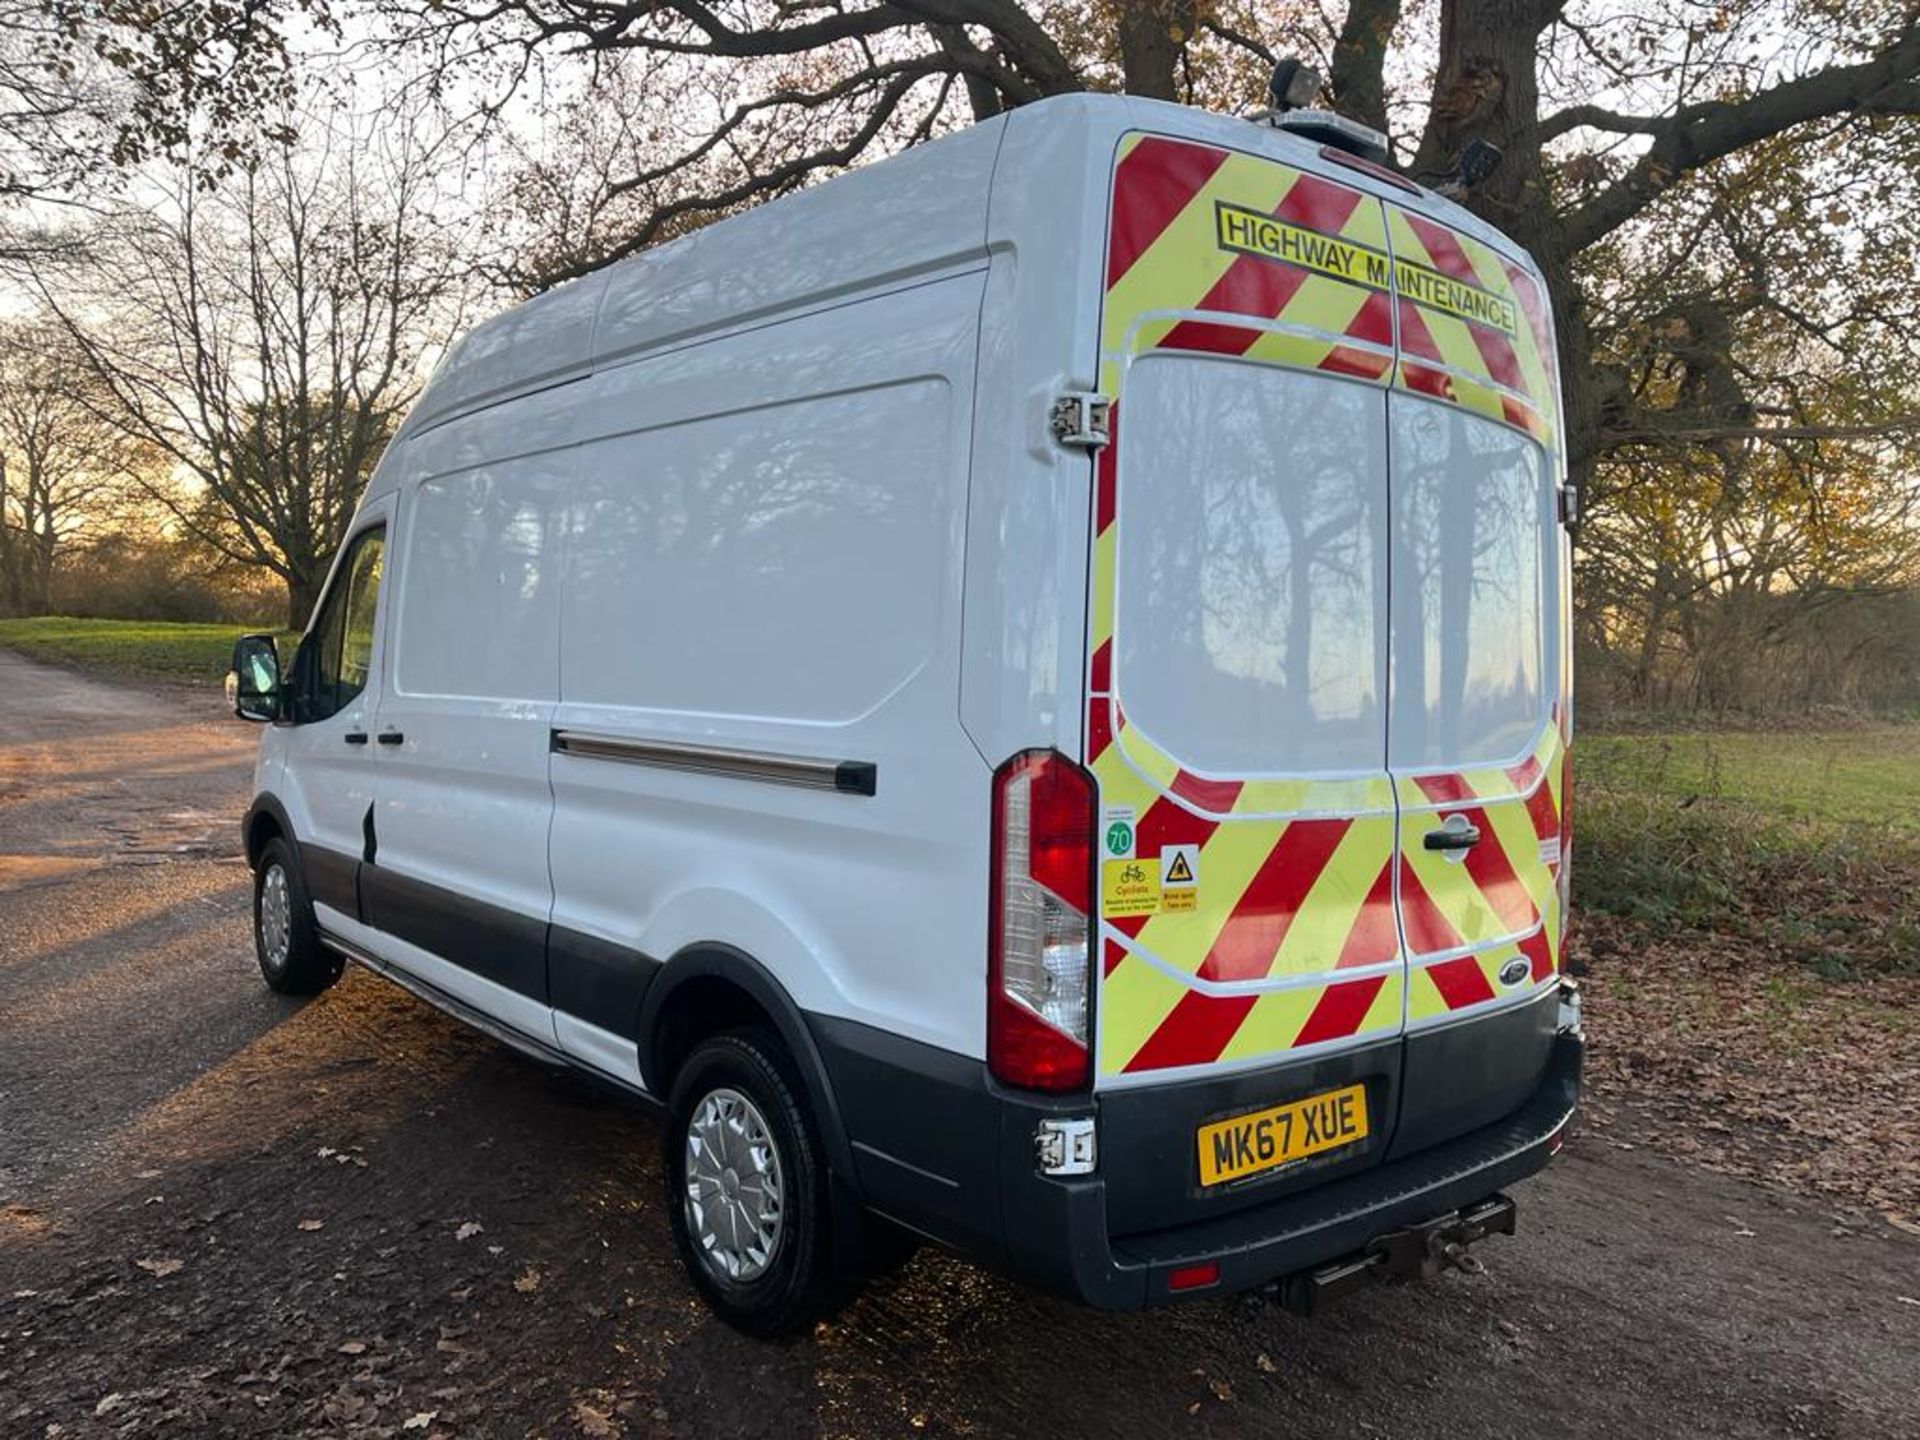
[{"xmin": 1165, "ymin": 851, "xmax": 1195, "ymax": 885}]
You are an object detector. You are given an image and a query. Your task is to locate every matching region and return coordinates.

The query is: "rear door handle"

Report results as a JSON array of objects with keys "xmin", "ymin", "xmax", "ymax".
[
  {"xmin": 1424, "ymin": 822, "xmax": 1482, "ymax": 851},
  {"xmin": 376, "ymin": 730, "xmax": 405, "ymax": 746},
  {"xmin": 344, "ymin": 731, "xmax": 369, "ymax": 746}
]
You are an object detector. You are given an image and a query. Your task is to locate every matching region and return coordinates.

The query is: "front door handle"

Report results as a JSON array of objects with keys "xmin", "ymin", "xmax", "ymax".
[
  {"xmin": 344, "ymin": 731, "xmax": 369, "ymax": 746},
  {"xmin": 1424, "ymin": 822, "xmax": 1482, "ymax": 851},
  {"xmin": 376, "ymin": 730, "xmax": 405, "ymax": 746}
]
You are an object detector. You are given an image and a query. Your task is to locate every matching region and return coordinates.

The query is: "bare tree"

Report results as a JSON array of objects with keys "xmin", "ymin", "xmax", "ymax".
[
  {"xmin": 339, "ymin": 1, "xmax": 1919, "ymax": 480},
  {"xmin": 30, "ymin": 101, "xmax": 470, "ymax": 626},
  {"xmin": 0, "ymin": 319, "xmax": 131, "ymax": 613}
]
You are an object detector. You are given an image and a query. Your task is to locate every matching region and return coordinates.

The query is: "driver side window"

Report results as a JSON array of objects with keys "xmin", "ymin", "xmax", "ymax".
[{"xmin": 309, "ymin": 527, "xmax": 386, "ymax": 722}]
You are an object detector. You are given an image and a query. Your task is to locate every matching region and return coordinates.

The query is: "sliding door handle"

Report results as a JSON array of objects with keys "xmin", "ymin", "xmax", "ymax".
[
  {"xmin": 376, "ymin": 730, "xmax": 405, "ymax": 746},
  {"xmin": 343, "ymin": 731, "xmax": 369, "ymax": 746}
]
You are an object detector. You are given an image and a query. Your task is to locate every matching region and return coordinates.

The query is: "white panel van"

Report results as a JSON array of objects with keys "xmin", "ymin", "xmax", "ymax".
[{"xmin": 229, "ymin": 92, "xmax": 1581, "ymax": 1335}]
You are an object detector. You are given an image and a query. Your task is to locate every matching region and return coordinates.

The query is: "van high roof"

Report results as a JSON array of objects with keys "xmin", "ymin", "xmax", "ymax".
[{"xmin": 401, "ymin": 93, "xmax": 1530, "ymax": 447}]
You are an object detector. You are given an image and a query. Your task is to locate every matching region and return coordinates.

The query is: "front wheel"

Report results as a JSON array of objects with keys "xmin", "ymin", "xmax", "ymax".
[
  {"xmin": 253, "ymin": 837, "xmax": 341, "ymax": 995},
  {"xmin": 663, "ymin": 1030, "xmax": 843, "ymax": 1336}
]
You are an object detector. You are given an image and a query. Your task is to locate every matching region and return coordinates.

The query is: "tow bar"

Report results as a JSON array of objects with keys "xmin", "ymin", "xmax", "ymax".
[{"xmin": 1275, "ymin": 1194, "xmax": 1518, "ymax": 1315}]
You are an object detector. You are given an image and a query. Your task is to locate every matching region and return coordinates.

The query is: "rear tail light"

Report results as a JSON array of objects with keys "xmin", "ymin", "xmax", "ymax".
[{"xmin": 989, "ymin": 750, "xmax": 1095, "ymax": 1091}]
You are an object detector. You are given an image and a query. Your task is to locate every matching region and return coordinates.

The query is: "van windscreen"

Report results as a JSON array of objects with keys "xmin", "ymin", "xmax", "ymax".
[{"xmin": 1113, "ymin": 355, "xmax": 1388, "ymax": 777}]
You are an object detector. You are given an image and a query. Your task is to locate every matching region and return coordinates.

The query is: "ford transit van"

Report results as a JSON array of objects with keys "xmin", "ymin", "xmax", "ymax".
[{"xmin": 229, "ymin": 92, "xmax": 1581, "ymax": 1335}]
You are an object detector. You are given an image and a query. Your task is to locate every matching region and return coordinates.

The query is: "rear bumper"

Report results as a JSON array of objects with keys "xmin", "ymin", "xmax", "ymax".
[
  {"xmin": 813, "ymin": 1005, "xmax": 1582, "ymax": 1310},
  {"xmin": 1025, "ymin": 1027, "xmax": 1580, "ymax": 1307}
]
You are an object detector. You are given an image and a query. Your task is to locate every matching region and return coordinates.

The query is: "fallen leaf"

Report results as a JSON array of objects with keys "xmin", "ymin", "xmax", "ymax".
[
  {"xmin": 135, "ymin": 1257, "xmax": 183, "ymax": 1278},
  {"xmin": 455, "ymin": 1221, "xmax": 483, "ymax": 1242},
  {"xmin": 513, "ymin": 1267, "xmax": 541, "ymax": 1294},
  {"xmin": 573, "ymin": 1400, "xmax": 618, "ymax": 1438},
  {"xmin": 1208, "ymin": 1378, "xmax": 1235, "ymax": 1402},
  {"xmin": 487, "ymin": 1245, "xmax": 503, "ymax": 1256},
  {"xmin": 403, "ymin": 1412, "xmax": 437, "ymax": 1430},
  {"xmin": 12, "ymin": 1289, "xmax": 38, "ymax": 1299},
  {"xmin": 1256, "ymin": 1352, "xmax": 1277, "ymax": 1374},
  {"xmin": 95, "ymin": 1393, "xmax": 124, "ymax": 1415},
  {"xmin": 337, "ymin": 1340, "xmax": 367, "ymax": 1355},
  {"xmin": 297, "ymin": 1219, "xmax": 325, "ymax": 1232}
]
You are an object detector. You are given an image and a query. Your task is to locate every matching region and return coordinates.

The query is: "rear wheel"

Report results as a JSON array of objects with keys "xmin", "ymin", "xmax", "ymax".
[
  {"xmin": 664, "ymin": 1029, "xmax": 844, "ymax": 1336},
  {"xmin": 253, "ymin": 837, "xmax": 341, "ymax": 995}
]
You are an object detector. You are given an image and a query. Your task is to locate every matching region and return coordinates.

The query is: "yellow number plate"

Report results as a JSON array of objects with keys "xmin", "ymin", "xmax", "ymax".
[{"xmin": 1196, "ymin": 1084, "xmax": 1370, "ymax": 1187}]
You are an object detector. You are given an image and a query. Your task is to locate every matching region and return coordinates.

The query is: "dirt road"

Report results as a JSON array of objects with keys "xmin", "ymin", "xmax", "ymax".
[{"xmin": 2, "ymin": 648, "xmax": 1916, "ymax": 1440}]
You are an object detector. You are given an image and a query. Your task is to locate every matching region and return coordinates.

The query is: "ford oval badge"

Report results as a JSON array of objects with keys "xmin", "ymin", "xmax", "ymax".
[{"xmin": 1498, "ymin": 957, "xmax": 1531, "ymax": 988}]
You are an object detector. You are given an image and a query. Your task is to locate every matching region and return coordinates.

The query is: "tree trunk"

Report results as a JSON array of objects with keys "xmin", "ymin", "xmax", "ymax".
[
  {"xmin": 1417, "ymin": 0, "xmax": 1612, "ymax": 495},
  {"xmin": 0, "ymin": 455, "xmax": 17, "ymax": 615},
  {"xmin": 1330, "ymin": 0, "xmax": 1404, "ymax": 135},
  {"xmin": 285, "ymin": 569, "xmax": 322, "ymax": 631},
  {"xmin": 1116, "ymin": 0, "xmax": 1196, "ymax": 102}
]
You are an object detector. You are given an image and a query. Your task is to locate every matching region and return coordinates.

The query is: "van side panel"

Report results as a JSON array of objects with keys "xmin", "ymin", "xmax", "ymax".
[
  {"xmin": 959, "ymin": 98, "xmax": 1109, "ymax": 766},
  {"xmin": 362, "ymin": 385, "xmax": 582, "ymax": 1032},
  {"xmin": 547, "ymin": 273, "xmax": 992, "ymax": 1076}
]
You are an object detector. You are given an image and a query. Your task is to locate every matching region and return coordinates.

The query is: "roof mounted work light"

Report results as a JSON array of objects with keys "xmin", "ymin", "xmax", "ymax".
[{"xmin": 1250, "ymin": 56, "xmax": 1391, "ymax": 167}]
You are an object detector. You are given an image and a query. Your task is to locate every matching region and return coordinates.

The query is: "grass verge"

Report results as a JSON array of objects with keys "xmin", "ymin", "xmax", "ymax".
[
  {"xmin": 1576, "ymin": 728, "xmax": 1920, "ymax": 978},
  {"xmin": 1573, "ymin": 725, "xmax": 1920, "ymax": 1226},
  {"xmin": 0, "ymin": 616, "xmax": 286, "ymax": 688}
]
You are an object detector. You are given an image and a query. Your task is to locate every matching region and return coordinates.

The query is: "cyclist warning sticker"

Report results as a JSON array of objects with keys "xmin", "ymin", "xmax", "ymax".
[
  {"xmin": 1160, "ymin": 845, "xmax": 1199, "ymax": 912},
  {"xmin": 1102, "ymin": 857, "xmax": 1161, "ymax": 917}
]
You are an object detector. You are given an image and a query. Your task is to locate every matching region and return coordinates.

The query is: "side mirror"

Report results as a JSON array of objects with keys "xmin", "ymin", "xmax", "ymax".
[{"xmin": 228, "ymin": 633, "xmax": 283, "ymax": 722}]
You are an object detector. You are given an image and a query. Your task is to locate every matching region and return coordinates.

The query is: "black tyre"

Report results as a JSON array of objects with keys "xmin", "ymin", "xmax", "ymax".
[
  {"xmin": 663, "ymin": 1029, "xmax": 843, "ymax": 1336},
  {"xmin": 253, "ymin": 836, "xmax": 341, "ymax": 996}
]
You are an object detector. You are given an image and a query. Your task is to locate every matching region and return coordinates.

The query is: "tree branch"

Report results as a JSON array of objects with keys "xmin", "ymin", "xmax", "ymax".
[
  {"xmin": 548, "ymin": 64, "xmax": 932, "ymax": 283},
  {"xmin": 1557, "ymin": 25, "xmax": 1920, "ymax": 256}
]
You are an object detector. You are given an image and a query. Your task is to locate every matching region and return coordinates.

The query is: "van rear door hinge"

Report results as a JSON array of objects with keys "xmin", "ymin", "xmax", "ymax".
[{"xmin": 1050, "ymin": 391, "xmax": 1112, "ymax": 451}]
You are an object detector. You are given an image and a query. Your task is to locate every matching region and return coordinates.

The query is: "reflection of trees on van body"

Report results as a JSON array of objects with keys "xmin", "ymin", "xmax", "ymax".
[
  {"xmin": 398, "ymin": 465, "xmax": 563, "ymax": 701},
  {"xmin": 1118, "ymin": 356, "xmax": 1384, "ymax": 775},
  {"xmin": 1392, "ymin": 401, "xmax": 1543, "ymax": 767},
  {"xmin": 566, "ymin": 385, "xmax": 945, "ymax": 720}
]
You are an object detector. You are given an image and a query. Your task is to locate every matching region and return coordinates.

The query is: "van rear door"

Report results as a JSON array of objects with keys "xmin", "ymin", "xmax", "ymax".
[
  {"xmin": 1088, "ymin": 136, "xmax": 1405, "ymax": 1098},
  {"xmin": 1378, "ymin": 203, "xmax": 1570, "ymax": 1141}
]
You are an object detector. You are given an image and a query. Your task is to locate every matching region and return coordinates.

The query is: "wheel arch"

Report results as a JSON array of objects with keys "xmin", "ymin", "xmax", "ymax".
[
  {"xmin": 639, "ymin": 943, "xmax": 859, "ymax": 1186},
  {"xmin": 243, "ymin": 793, "xmax": 296, "ymax": 869}
]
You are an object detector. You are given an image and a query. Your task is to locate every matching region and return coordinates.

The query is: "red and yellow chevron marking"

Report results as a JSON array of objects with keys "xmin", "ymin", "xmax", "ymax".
[
  {"xmin": 1385, "ymin": 204, "xmax": 1560, "ymax": 454},
  {"xmin": 1089, "ymin": 134, "xmax": 1568, "ymax": 1081},
  {"xmin": 1091, "ymin": 135, "xmax": 1408, "ymax": 1080},
  {"xmin": 1400, "ymin": 722, "xmax": 1568, "ymax": 1024},
  {"xmin": 1103, "ymin": 138, "xmax": 1397, "ymax": 393}
]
